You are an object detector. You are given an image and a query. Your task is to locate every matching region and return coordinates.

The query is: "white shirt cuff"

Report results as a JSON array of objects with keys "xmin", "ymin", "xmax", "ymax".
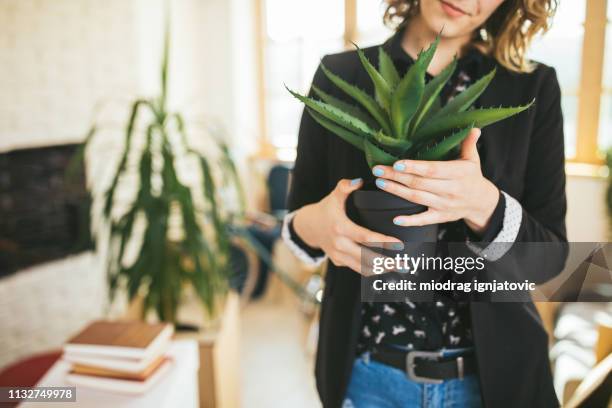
[
  {"xmin": 281, "ymin": 211, "xmax": 327, "ymax": 266},
  {"xmin": 466, "ymin": 191, "xmax": 522, "ymax": 261}
]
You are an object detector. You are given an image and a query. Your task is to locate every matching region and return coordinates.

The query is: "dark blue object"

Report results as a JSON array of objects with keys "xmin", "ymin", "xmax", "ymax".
[{"xmin": 267, "ymin": 164, "xmax": 292, "ymax": 220}]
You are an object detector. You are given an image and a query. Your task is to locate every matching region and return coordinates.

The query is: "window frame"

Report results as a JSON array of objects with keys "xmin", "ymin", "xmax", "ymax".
[{"xmin": 573, "ymin": 0, "xmax": 608, "ymax": 164}]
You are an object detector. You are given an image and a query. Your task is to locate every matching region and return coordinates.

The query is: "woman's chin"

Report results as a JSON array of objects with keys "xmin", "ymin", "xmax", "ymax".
[
  {"xmin": 421, "ymin": 11, "xmax": 473, "ymax": 39},
  {"xmin": 434, "ymin": 20, "xmax": 467, "ymax": 37}
]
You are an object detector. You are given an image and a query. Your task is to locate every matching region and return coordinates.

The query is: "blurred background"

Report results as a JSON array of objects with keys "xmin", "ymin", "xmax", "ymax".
[{"xmin": 0, "ymin": 0, "xmax": 611, "ymax": 407}]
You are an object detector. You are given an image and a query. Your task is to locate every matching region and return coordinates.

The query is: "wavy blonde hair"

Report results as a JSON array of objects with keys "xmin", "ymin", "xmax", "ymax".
[{"xmin": 383, "ymin": 0, "xmax": 558, "ymax": 73}]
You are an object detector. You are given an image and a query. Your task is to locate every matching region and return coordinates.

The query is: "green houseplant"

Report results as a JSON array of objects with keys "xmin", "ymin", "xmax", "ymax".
[
  {"xmin": 78, "ymin": 22, "xmax": 243, "ymax": 324},
  {"xmin": 287, "ymin": 37, "xmax": 533, "ymax": 242}
]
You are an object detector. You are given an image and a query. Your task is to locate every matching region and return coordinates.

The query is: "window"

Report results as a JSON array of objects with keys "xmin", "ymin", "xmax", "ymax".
[
  {"xmin": 528, "ymin": 1, "xmax": 585, "ymax": 159},
  {"xmin": 599, "ymin": 1, "xmax": 612, "ymax": 150},
  {"xmin": 258, "ymin": 0, "xmax": 611, "ymax": 164},
  {"xmin": 530, "ymin": 0, "xmax": 610, "ymax": 163},
  {"xmin": 262, "ymin": 0, "xmax": 345, "ymax": 159},
  {"xmin": 356, "ymin": 0, "xmax": 392, "ymax": 46}
]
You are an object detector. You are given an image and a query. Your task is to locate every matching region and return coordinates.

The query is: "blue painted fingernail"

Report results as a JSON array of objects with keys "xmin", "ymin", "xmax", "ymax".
[
  {"xmin": 351, "ymin": 178, "xmax": 362, "ymax": 186},
  {"xmin": 372, "ymin": 167, "xmax": 384, "ymax": 177},
  {"xmin": 392, "ymin": 243, "xmax": 404, "ymax": 250},
  {"xmin": 393, "ymin": 218, "xmax": 404, "ymax": 225},
  {"xmin": 375, "ymin": 178, "xmax": 386, "ymax": 189},
  {"xmin": 393, "ymin": 162, "xmax": 406, "ymax": 171}
]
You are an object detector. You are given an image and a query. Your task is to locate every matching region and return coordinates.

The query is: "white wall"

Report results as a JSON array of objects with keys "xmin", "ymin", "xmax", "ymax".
[
  {"xmin": 0, "ymin": 253, "xmax": 106, "ymax": 367},
  {"xmin": 168, "ymin": 0, "xmax": 260, "ymax": 153},
  {"xmin": 0, "ymin": 0, "xmax": 260, "ymax": 369},
  {"xmin": 566, "ymin": 175, "xmax": 609, "ymax": 242},
  {"xmin": 0, "ymin": 0, "xmax": 260, "ymax": 154},
  {"xmin": 0, "ymin": 0, "xmax": 139, "ymax": 151}
]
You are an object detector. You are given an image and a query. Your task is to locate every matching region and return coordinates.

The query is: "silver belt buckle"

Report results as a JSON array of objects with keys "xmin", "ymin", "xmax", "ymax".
[{"xmin": 406, "ymin": 350, "xmax": 444, "ymax": 384}]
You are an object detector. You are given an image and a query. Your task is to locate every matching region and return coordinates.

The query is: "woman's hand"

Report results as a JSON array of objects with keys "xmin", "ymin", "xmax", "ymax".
[
  {"xmin": 371, "ymin": 128, "xmax": 500, "ymax": 235},
  {"xmin": 292, "ymin": 178, "xmax": 401, "ymax": 274}
]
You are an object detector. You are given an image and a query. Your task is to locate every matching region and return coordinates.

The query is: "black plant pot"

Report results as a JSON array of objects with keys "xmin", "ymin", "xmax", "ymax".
[
  {"xmin": 352, "ymin": 190, "xmax": 438, "ymax": 254},
  {"xmin": 353, "ymin": 190, "xmax": 440, "ymax": 301}
]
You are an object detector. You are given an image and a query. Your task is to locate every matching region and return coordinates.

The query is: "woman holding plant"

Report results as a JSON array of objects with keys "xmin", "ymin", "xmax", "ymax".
[{"xmin": 284, "ymin": 0, "xmax": 566, "ymax": 407}]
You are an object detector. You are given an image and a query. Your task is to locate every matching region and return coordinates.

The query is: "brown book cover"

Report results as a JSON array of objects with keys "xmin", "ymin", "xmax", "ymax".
[
  {"xmin": 64, "ymin": 320, "xmax": 173, "ymax": 360},
  {"xmin": 70, "ymin": 356, "xmax": 167, "ymax": 381}
]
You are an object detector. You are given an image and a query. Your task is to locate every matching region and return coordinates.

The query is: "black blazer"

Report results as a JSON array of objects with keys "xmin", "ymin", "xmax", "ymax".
[{"xmin": 287, "ymin": 32, "xmax": 567, "ymax": 408}]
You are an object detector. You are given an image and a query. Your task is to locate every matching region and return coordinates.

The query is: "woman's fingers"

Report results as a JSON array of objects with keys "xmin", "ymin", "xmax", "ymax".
[
  {"xmin": 373, "ymin": 166, "xmax": 452, "ymax": 196},
  {"xmin": 331, "ymin": 238, "xmax": 396, "ymax": 276},
  {"xmin": 460, "ymin": 128, "xmax": 482, "ymax": 162},
  {"xmin": 333, "ymin": 177, "xmax": 363, "ymax": 201},
  {"xmin": 329, "ymin": 238, "xmax": 368, "ymax": 274},
  {"xmin": 346, "ymin": 221, "xmax": 402, "ymax": 245},
  {"xmin": 388, "ymin": 159, "xmax": 467, "ymax": 179},
  {"xmin": 331, "ymin": 253, "xmax": 363, "ymax": 274},
  {"xmin": 375, "ymin": 178, "xmax": 442, "ymax": 208},
  {"xmin": 393, "ymin": 209, "xmax": 447, "ymax": 227},
  {"xmin": 328, "ymin": 236, "xmax": 358, "ymax": 270},
  {"xmin": 360, "ymin": 245, "xmax": 397, "ymax": 276}
]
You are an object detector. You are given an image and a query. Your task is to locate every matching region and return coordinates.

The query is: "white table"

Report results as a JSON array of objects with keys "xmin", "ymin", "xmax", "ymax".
[{"xmin": 19, "ymin": 340, "xmax": 199, "ymax": 408}]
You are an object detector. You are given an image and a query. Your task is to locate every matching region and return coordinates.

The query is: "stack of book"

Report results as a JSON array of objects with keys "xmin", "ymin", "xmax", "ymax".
[{"xmin": 62, "ymin": 320, "xmax": 174, "ymax": 394}]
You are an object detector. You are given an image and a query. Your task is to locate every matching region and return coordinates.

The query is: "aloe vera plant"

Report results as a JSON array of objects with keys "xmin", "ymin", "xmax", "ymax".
[{"xmin": 287, "ymin": 37, "xmax": 533, "ymax": 167}]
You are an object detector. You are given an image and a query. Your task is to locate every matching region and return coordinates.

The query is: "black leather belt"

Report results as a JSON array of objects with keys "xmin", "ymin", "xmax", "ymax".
[{"xmin": 370, "ymin": 348, "xmax": 477, "ymax": 384}]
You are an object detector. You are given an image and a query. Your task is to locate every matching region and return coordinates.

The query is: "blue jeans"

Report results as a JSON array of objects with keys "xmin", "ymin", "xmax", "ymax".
[{"xmin": 343, "ymin": 351, "xmax": 483, "ymax": 408}]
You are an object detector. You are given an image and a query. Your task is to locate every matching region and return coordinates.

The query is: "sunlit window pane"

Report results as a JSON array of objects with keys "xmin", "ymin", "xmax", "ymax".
[
  {"xmin": 264, "ymin": 0, "xmax": 345, "ymax": 149},
  {"xmin": 528, "ymin": 1, "xmax": 586, "ymax": 158},
  {"xmin": 356, "ymin": 0, "xmax": 392, "ymax": 46},
  {"xmin": 598, "ymin": 1, "xmax": 612, "ymax": 150},
  {"xmin": 266, "ymin": 0, "xmax": 344, "ymax": 41}
]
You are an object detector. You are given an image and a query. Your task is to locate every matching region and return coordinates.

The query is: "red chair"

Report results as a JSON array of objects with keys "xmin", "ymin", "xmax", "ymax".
[{"xmin": 0, "ymin": 351, "xmax": 62, "ymax": 408}]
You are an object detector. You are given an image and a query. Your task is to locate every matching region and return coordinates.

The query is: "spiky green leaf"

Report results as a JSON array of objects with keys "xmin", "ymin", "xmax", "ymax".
[
  {"xmin": 320, "ymin": 64, "xmax": 392, "ymax": 135},
  {"xmin": 378, "ymin": 48, "xmax": 400, "ymax": 89},
  {"xmin": 390, "ymin": 63, "xmax": 425, "ymax": 139},
  {"xmin": 390, "ymin": 37, "xmax": 439, "ymax": 139},
  {"xmin": 364, "ymin": 138, "xmax": 400, "ymax": 167},
  {"xmin": 432, "ymin": 68, "xmax": 497, "ymax": 120},
  {"xmin": 416, "ymin": 35, "xmax": 440, "ymax": 72},
  {"xmin": 307, "ymin": 108, "xmax": 364, "ymax": 151},
  {"xmin": 418, "ymin": 126, "xmax": 472, "ymax": 161},
  {"xmin": 286, "ymin": 86, "xmax": 376, "ymax": 138},
  {"xmin": 312, "ymin": 85, "xmax": 377, "ymax": 129},
  {"xmin": 413, "ymin": 101, "xmax": 534, "ymax": 143},
  {"xmin": 408, "ymin": 57, "xmax": 457, "ymax": 138},
  {"xmin": 424, "ymin": 96, "xmax": 442, "ymax": 122},
  {"xmin": 356, "ymin": 45, "xmax": 391, "ymax": 112},
  {"xmin": 371, "ymin": 130, "xmax": 413, "ymax": 156}
]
